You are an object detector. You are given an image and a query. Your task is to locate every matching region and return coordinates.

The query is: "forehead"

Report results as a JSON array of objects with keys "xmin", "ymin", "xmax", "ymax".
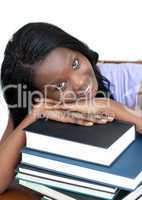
[
  {"xmin": 47, "ymin": 47, "xmax": 72, "ymax": 66},
  {"xmin": 34, "ymin": 47, "xmax": 76, "ymax": 88}
]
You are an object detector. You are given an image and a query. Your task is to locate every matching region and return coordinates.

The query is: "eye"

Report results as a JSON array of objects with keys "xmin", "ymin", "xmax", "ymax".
[
  {"xmin": 72, "ymin": 58, "xmax": 80, "ymax": 70},
  {"xmin": 55, "ymin": 81, "xmax": 67, "ymax": 91}
]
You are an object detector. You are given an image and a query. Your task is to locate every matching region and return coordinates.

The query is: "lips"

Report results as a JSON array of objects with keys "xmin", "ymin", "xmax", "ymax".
[
  {"xmin": 61, "ymin": 82, "xmax": 97, "ymax": 103},
  {"xmin": 76, "ymin": 85, "xmax": 97, "ymax": 100}
]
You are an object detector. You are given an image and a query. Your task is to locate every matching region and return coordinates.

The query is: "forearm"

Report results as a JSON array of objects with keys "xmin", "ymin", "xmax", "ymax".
[
  {"xmin": 112, "ymin": 101, "xmax": 142, "ymax": 133},
  {"xmin": 127, "ymin": 109, "xmax": 142, "ymax": 133},
  {"xmin": 0, "ymin": 113, "xmax": 36, "ymax": 193},
  {"xmin": 0, "ymin": 130, "xmax": 25, "ymax": 192}
]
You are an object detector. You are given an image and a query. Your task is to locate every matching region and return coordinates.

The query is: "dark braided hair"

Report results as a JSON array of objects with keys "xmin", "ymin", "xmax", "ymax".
[{"xmin": 1, "ymin": 22, "xmax": 114, "ymax": 128}]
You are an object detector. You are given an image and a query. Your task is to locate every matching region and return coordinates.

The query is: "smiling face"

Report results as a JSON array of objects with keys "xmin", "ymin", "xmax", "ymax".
[{"xmin": 34, "ymin": 47, "xmax": 98, "ymax": 103}]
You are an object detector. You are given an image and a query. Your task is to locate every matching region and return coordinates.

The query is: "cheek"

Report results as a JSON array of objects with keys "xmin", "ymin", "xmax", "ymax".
[
  {"xmin": 87, "ymin": 69, "xmax": 98, "ymax": 88},
  {"xmin": 48, "ymin": 90, "xmax": 77, "ymax": 103},
  {"xmin": 42, "ymin": 87, "xmax": 60, "ymax": 101},
  {"xmin": 89, "ymin": 67, "xmax": 98, "ymax": 89},
  {"xmin": 82, "ymin": 61, "xmax": 98, "ymax": 88},
  {"xmin": 62, "ymin": 90, "xmax": 77, "ymax": 102},
  {"xmin": 93, "ymin": 75, "xmax": 99, "ymax": 90}
]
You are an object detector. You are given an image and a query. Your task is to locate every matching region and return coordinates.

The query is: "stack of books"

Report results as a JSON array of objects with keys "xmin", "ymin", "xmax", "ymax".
[{"xmin": 15, "ymin": 118, "xmax": 142, "ymax": 199}]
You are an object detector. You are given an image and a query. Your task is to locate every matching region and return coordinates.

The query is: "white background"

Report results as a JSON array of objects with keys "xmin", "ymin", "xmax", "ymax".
[{"xmin": 0, "ymin": 0, "xmax": 142, "ymax": 139}]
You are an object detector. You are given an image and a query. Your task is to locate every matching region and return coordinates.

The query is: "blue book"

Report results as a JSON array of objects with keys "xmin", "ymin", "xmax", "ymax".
[{"xmin": 21, "ymin": 134, "xmax": 142, "ymax": 191}]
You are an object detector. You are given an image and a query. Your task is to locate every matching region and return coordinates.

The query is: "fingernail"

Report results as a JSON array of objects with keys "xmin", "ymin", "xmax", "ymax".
[
  {"xmin": 108, "ymin": 116, "xmax": 114, "ymax": 121},
  {"xmin": 101, "ymin": 119, "xmax": 107, "ymax": 123},
  {"xmin": 86, "ymin": 122, "xmax": 94, "ymax": 126}
]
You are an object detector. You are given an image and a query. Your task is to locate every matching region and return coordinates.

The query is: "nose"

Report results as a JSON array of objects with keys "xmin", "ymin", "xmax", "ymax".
[
  {"xmin": 70, "ymin": 75, "xmax": 88, "ymax": 91},
  {"xmin": 61, "ymin": 79, "xmax": 89, "ymax": 102}
]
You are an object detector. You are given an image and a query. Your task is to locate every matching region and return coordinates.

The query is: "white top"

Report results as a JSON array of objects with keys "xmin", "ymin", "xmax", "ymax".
[{"xmin": 98, "ymin": 63, "xmax": 142, "ymax": 108}]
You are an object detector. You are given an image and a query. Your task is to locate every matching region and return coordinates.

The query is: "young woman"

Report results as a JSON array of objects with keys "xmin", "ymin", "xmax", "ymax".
[{"xmin": 0, "ymin": 22, "xmax": 142, "ymax": 193}]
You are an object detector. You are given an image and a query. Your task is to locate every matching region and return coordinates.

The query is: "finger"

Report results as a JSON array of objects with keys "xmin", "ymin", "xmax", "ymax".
[
  {"xmin": 93, "ymin": 98, "xmax": 112, "ymax": 109},
  {"xmin": 107, "ymin": 114, "xmax": 115, "ymax": 121},
  {"xmin": 52, "ymin": 111, "xmax": 114, "ymax": 124},
  {"xmin": 53, "ymin": 102, "xmax": 84, "ymax": 112},
  {"xmin": 34, "ymin": 97, "xmax": 62, "ymax": 105},
  {"xmin": 77, "ymin": 113, "xmax": 109, "ymax": 123},
  {"xmin": 99, "ymin": 112, "xmax": 115, "ymax": 122},
  {"xmin": 95, "ymin": 119, "xmax": 108, "ymax": 124},
  {"xmin": 65, "ymin": 117, "xmax": 94, "ymax": 126},
  {"xmin": 59, "ymin": 100, "xmax": 106, "ymax": 113},
  {"xmin": 70, "ymin": 112, "xmax": 108, "ymax": 125},
  {"xmin": 56, "ymin": 110, "xmax": 108, "ymax": 126},
  {"xmin": 42, "ymin": 110, "xmax": 94, "ymax": 126},
  {"xmin": 85, "ymin": 112, "xmax": 114, "ymax": 124},
  {"xmin": 65, "ymin": 111, "xmax": 97, "ymax": 123},
  {"xmin": 61, "ymin": 112, "xmax": 107, "ymax": 125},
  {"xmin": 45, "ymin": 97, "xmax": 62, "ymax": 105},
  {"xmin": 33, "ymin": 100, "xmax": 62, "ymax": 111}
]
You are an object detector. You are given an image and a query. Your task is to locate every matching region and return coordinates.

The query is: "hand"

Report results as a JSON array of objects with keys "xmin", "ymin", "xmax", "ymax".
[
  {"xmin": 42, "ymin": 97, "xmax": 142, "ymax": 132},
  {"xmin": 32, "ymin": 97, "xmax": 115, "ymax": 126},
  {"xmin": 36, "ymin": 97, "xmax": 116, "ymax": 117},
  {"xmin": 32, "ymin": 98, "xmax": 93, "ymax": 126},
  {"xmin": 135, "ymin": 117, "xmax": 142, "ymax": 134},
  {"xmin": 41, "ymin": 97, "xmax": 136, "ymax": 120}
]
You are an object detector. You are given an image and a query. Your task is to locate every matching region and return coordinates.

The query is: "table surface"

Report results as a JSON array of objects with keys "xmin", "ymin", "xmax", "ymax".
[{"xmin": 0, "ymin": 181, "xmax": 42, "ymax": 200}]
